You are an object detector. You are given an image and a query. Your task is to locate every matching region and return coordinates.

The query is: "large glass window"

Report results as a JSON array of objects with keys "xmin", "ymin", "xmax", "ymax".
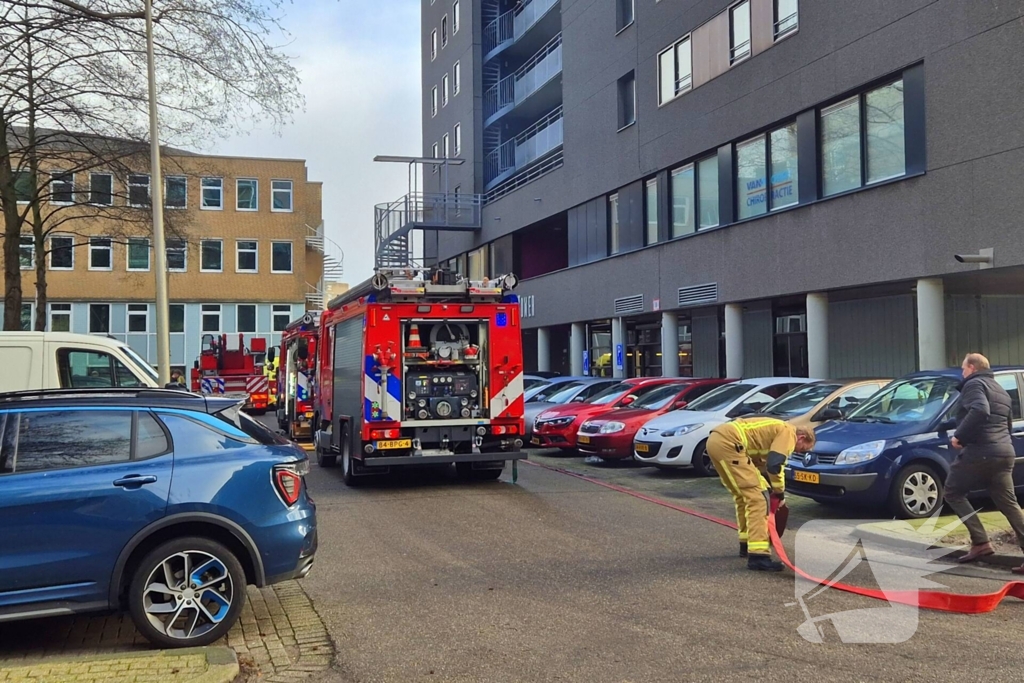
[
  {"xmin": 202, "ymin": 304, "xmax": 221, "ymax": 333},
  {"xmin": 201, "ymin": 177, "xmax": 223, "ymax": 209},
  {"xmin": 236, "ymin": 178, "xmax": 258, "ymax": 210},
  {"xmin": 19, "ymin": 236, "xmax": 34, "ymax": 270},
  {"xmin": 50, "ymin": 303, "xmax": 71, "ymax": 332},
  {"xmin": 658, "ymin": 36, "xmax": 692, "ymax": 105},
  {"xmin": 775, "ymin": 0, "xmax": 799, "ymax": 38},
  {"xmin": 127, "ymin": 304, "xmax": 148, "ymax": 333},
  {"xmin": 271, "ymin": 242, "xmax": 292, "ymax": 273},
  {"xmin": 453, "ymin": 0, "xmax": 460, "ymax": 33},
  {"xmin": 736, "ymin": 136, "xmax": 767, "ymax": 220},
  {"xmin": 89, "ymin": 173, "xmax": 113, "ymax": 205},
  {"xmin": 166, "ymin": 239, "xmax": 187, "ymax": 272},
  {"xmin": 866, "ymin": 80, "xmax": 906, "ymax": 183},
  {"xmin": 50, "ymin": 172, "xmax": 75, "ymax": 204},
  {"xmin": 89, "ymin": 237, "xmax": 112, "ymax": 270},
  {"xmin": 165, "ymin": 176, "xmax": 187, "ymax": 208},
  {"xmin": 821, "ymin": 96, "xmax": 862, "ymax": 196},
  {"xmin": 617, "ymin": 0, "xmax": 634, "ymax": 31},
  {"xmin": 618, "ymin": 72, "xmax": 636, "ymax": 129},
  {"xmin": 671, "ymin": 165, "xmax": 695, "ymax": 238},
  {"xmin": 453, "ymin": 61, "xmax": 461, "ymax": 95},
  {"xmin": 237, "ymin": 240, "xmax": 258, "ymax": 272},
  {"xmin": 698, "ymin": 156, "xmax": 719, "ymax": 229},
  {"xmin": 169, "ymin": 304, "xmax": 185, "ymax": 333},
  {"xmin": 50, "ymin": 235, "xmax": 74, "ymax": 270},
  {"xmin": 237, "ymin": 304, "xmax": 257, "ymax": 333},
  {"xmin": 608, "ymin": 194, "xmax": 621, "ymax": 255},
  {"xmin": 431, "ymin": 86, "xmax": 438, "ymax": 117},
  {"xmin": 678, "ymin": 321, "xmax": 693, "ymax": 377},
  {"xmin": 467, "ymin": 245, "xmax": 489, "ymax": 280},
  {"xmin": 20, "ymin": 303, "xmax": 33, "ymax": 331},
  {"xmin": 89, "ymin": 303, "xmax": 110, "ymax": 333},
  {"xmin": 442, "ymin": 73, "xmax": 449, "ymax": 107},
  {"xmin": 201, "ymin": 239, "xmax": 223, "ymax": 272},
  {"xmin": 128, "ymin": 174, "xmax": 150, "ymax": 207},
  {"xmin": 127, "ymin": 237, "xmax": 150, "ymax": 271},
  {"xmin": 770, "ymin": 122, "xmax": 799, "ymax": 209},
  {"xmin": 730, "ymin": 1, "xmax": 751, "ymax": 64},
  {"xmin": 271, "ymin": 180, "xmax": 293, "ymax": 212},
  {"xmin": 273, "ymin": 305, "xmax": 292, "ymax": 332},
  {"xmin": 645, "ymin": 179, "xmax": 658, "ymax": 245}
]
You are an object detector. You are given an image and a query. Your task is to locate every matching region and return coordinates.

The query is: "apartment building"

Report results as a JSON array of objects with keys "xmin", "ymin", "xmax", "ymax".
[
  {"xmin": 5, "ymin": 147, "xmax": 341, "ymax": 373},
  {"xmin": 400, "ymin": 0, "xmax": 1024, "ymax": 379}
]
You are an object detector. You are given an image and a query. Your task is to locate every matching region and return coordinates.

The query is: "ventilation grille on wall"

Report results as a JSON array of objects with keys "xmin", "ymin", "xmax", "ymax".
[
  {"xmin": 614, "ymin": 294, "xmax": 644, "ymax": 315},
  {"xmin": 678, "ymin": 283, "xmax": 719, "ymax": 308}
]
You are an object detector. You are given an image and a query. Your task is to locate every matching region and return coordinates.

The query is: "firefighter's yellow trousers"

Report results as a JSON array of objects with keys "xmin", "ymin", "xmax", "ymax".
[{"xmin": 707, "ymin": 431, "xmax": 771, "ymax": 556}]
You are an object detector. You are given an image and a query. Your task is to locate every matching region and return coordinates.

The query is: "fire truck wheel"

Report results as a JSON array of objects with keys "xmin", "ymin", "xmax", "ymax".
[
  {"xmin": 317, "ymin": 446, "xmax": 337, "ymax": 468},
  {"xmin": 341, "ymin": 448, "xmax": 361, "ymax": 487},
  {"xmin": 455, "ymin": 462, "xmax": 504, "ymax": 481}
]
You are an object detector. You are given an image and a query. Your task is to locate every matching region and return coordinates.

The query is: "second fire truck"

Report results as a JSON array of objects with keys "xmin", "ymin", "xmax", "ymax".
[
  {"xmin": 191, "ymin": 333, "xmax": 270, "ymax": 413},
  {"xmin": 273, "ymin": 311, "xmax": 321, "ymax": 440},
  {"xmin": 312, "ymin": 267, "xmax": 527, "ymax": 485}
]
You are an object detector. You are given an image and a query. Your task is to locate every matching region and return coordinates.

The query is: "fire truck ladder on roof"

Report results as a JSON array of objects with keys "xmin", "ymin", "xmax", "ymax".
[{"xmin": 373, "ymin": 156, "xmax": 483, "ymax": 270}]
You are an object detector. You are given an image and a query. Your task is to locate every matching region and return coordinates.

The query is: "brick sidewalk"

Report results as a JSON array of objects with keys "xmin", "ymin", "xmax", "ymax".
[{"xmin": 0, "ymin": 581, "xmax": 332, "ymax": 683}]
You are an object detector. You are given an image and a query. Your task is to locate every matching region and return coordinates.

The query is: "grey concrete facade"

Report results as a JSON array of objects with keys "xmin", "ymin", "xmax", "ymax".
[{"xmin": 420, "ymin": 0, "xmax": 1024, "ymax": 376}]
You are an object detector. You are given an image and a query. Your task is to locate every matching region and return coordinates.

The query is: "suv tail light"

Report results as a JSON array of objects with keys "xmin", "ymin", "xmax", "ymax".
[{"xmin": 273, "ymin": 460, "xmax": 308, "ymax": 506}]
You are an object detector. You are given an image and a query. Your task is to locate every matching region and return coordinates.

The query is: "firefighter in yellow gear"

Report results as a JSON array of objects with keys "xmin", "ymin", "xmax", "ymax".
[
  {"xmin": 707, "ymin": 417, "xmax": 816, "ymax": 571},
  {"xmin": 264, "ymin": 357, "xmax": 278, "ymax": 407}
]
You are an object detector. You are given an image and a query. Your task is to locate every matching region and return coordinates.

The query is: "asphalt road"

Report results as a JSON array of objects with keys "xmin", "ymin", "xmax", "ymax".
[{"xmin": 276, "ymin": 431, "xmax": 1024, "ymax": 683}]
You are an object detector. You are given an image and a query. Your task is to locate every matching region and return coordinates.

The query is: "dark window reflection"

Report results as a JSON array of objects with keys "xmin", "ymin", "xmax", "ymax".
[{"xmin": 13, "ymin": 410, "xmax": 132, "ymax": 473}]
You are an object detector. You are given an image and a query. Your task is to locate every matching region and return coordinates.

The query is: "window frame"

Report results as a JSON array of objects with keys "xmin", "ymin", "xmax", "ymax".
[
  {"xmin": 431, "ymin": 86, "xmax": 438, "ymax": 117},
  {"xmin": 645, "ymin": 178, "xmax": 659, "ymax": 246},
  {"xmin": 441, "ymin": 73, "xmax": 449, "ymax": 107},
  {"xmin": 236, "ymin": 178, "xmax": 259, "ymax": 212},
  {"xmin": 271, "ymin": 179, "xmax": 294, "ymax": 213},
  {"xmin": 49, "ymin": 302, "xmax": 72, "ymax": 332},
  {"xmin": 166, "ymin": 238, "xmax": 187, "ymax": 273},
  {"xmin": 697, "ymin": 155, "xmax": 720, "ymax": 230},
  {"xmin": 616, "ymin": 0, "xmax": 635, "ymax": 34},
  {"xmin": 608, "ymin": 193, "xmax": 621, "ymax": 255},
  {"xmin": 431, "ymin": 29, "xmax": 437, "ymax": 61},
  {"xmin": 169, "ymin": 303, "xmax": 185, "ymax": 334},
  {"xmin": 670, "ymin": 163, "xmax": 696, "ymax": 239},
  {"xmin": 454, "ymin": 123, "xmax": 462, "ymax": 156},
  {"xmin": 164, "ymin": 175, "xmax": 187, "ymax": 209},
  {"xmin": 200, "ymin": 238, "xmax": 224, "ymax": 273},
  {"xmin": 20, "ymin": 302, "xmax": 34, "ymax": 331},
  {"xmin": 768, "ymin": 121, "xmax": 799, "ymax": 210},
  {"xmin": 201, "ymin": 304, "xmax": 222, "ymax": 334},
  {"xmin": 729, "ymin": 0, "xmax": 752, "ymax": 66},
  {"xmin": 658, "ymin": 35, "xmax": 692, "ymax": 106},
  {"xmin": 127, "ymin": 237, "xmax": 151, "ymax": 272},
  {"xmin": 453, "ymin": 61, "xmax": 461, "ymax": 95},
  {"xmin": 88, "ymin": 236, "xmax": 113, "ymax": 272},
  {"xmin": 271, "ymin": 241, "xmax": 293, "ymax": 274},
  {"xmin": 442, "ymin": 133, "xmax": 450, "ymax": 159},
  {"xmin": 49, "ymin": 172, "xmax": 75, "ymax": 206},
  {"xmin": 201, "ymin": 177, "xmax": 223, "ymax": 210},
  {"xmin": 617, "ymin": 71, "xmax": 637, "ymax": 131},
  {"xmin": 272, "ymin": 304, "xmax": 292, "ymax": 333},
  {"xmin": 127, "ymin": 173, "xmax": 151, "ymax": 208},
  {"xmin": 237, "ymin": 304, "xmax": 258, "ymax": 334},
  {"xmin": 19, "ymin": 235, "xmax": 34, "ymax": 270},
  {"xmin": 774, "ymin": 0, "xmax": 799, "ymax": 40},
  {"xmin": 89, "ymin": 172, "xmax": 114, "ymax": 206},
  {"xmin": 441, "ymin": 14, "xmax": 448, "ymax": 47},
  {"xmin": 127, "ymin": 303, "xmax": 149, "ymax": 334},
  {"xmin": 13, "ymin": 171, "xmax": 35, "ymax": 204},
  {"xmin": 49, "ymin": 234, "xmax": 75, "ymax": 271},
  {"xmin": 236, "ymin": 239, "xmax": 259, "ymax": 274},
  {"xmin": 431, "ymin": 143, "xmax": 439, "ymax": 174},
  {"xmin": 88, "ymin": 303, "xmax": 112, "ymax": 334},
  {"xmin": 453, "ymin": 0, "xmax": 460, "ymax": 33}
]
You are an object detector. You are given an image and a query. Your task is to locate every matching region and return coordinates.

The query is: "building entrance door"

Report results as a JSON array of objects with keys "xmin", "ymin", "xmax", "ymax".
[
  {"xmin": 774, "ymin": 311, "xmax": 808, "ymax": 377},
  {"xmin": 628, "ymin": 322, "xmax": 662, "ymax": 378}
]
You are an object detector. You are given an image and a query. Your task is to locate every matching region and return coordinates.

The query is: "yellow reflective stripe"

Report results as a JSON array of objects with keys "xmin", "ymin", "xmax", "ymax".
[
  {"xmin": 732, "ymin": 419, "xmax": 782, "ymax": 454},
  {"xmin": 748, "ymin": 541, "xmax": 770, "ymax": 552},
  {"xmin": 738, "ymin": 532, "xmax": 749, "ymax": 541}
]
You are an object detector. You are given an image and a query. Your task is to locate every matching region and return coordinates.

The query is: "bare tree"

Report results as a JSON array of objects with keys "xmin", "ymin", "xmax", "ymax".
[{"xmin": 0, "ymin": 0, "xmax": 302, "ymax": 330}]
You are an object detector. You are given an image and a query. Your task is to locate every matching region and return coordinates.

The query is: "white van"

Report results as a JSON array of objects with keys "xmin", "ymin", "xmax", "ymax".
[{"xmin": 0, "ymin": 332, "xmax": 160, "ymax": 393}]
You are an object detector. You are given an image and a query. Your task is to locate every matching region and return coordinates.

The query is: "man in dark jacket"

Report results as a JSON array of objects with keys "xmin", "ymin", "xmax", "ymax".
[{"xmin": 943, "ymin": 353, "xmax": 1024, "ymax": 572}]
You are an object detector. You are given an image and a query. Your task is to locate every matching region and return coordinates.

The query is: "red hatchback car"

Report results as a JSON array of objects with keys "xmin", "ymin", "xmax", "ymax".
[
  {"xmin": 576, "ymin": 379, "xmax": 733, "ymax": 461},
  {"xmin": 531, "ymin": 378, "xmax": 686, "ymax": 451}
]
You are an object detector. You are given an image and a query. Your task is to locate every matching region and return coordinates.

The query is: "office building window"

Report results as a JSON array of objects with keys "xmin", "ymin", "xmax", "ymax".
[
  {"xmin": 50, "ymin": 303, "xmax": 71, "ymax": 332},
  {"xmin": 201, "ymin": 239, "xmax": 223, "ymax": 272},
  {"xmin": 127, "ymin": 237, "xmax": 150, "ymax": 271},
  {"xmin": 770, "ymin": 122, "xmax": 799, "ymax": 209},
  {"xmin": 658, "ymin": 36, "xmax": 691, "ymax": 105},
  {"xmin": 645, "ymin": 179, "xmax": 658, "ymax": 245},
  {"xmin": 671, "ymin": 164, "xmax": 695, "ymax": 238},
  {"xmin": 165, "ymin": 176, "xmax": 187, "ymax": 208},
  {"xmin": 616, "ymin": 0, "xmax": 634, "ymax": 31},
  {"xmin": 236, "ymin": 178, "xmax": 258, "ymax": 210},
  {"xmin": 128, "ymin": 174, "xmax": 150, "ymax": 207},
  {"xmin": 866, "ymin": 80, "xmax": 906, "ymax": 183},
  {"xmin": 201, "ymin": 304, "xmax": 221, "ymax": 333},
  {"xmin": 822, "ymin": 96, "xmax": 862, "ymax": 196},
  {"xmin": 89, "ymin": 303, "xmax": 111, "ymax": 334},
  {"xmin": 431, "ymin": 30, "xmax": 437, "ymax": 60},
  {"xmin": 166, "ymin": 238, "xmax": 187, "ymax": 272},
  {"xmin": 89, "ymin": 237, "xmax": 112, "ymax": 271},
  {"xmin": 441, "ymin": 15, "xmax": 448, "ymax": 47},
  {"xmin": 127, "ymin": 304, "xmax": 148, "ymax": 333},
  {"xmin": 774, "ymin": 0, "xmax": 798, "ymax": 38},
  {"xmin": 170, "ymin": 304, "xmax": 185, "ymax": 333},
  {"xmin": 237, "ymin": 240, "xmax": 258, "ymax": 272},
  {"xmin": 431, "ymin": 86, "xmax": 438, "ymax": 117},
  {"xmin": 736, "ymin": 136, "xmax": 767, "ymax": 220},
  {"xmin": 50, "ymin": 172, "xmax": 75, "ymax": 204},
  {"xmin": 50, "ymin": 235, "xmax": 74, "ymax": 270},
  {"xmin": 201, "ymin": 177, "xmax": 223, "ymax": 209},
  {"xmin": 273, "ymin": 305, "xmax": 292, "ymax": 332},
  {"xmin": 442, "ymin": 74, "xmax": 449, "ymax": 107},
  {"xmin": 453, "ymin": 0, "xmax": 460, "ymax": 33},
  {"xmin": 730, "ymin": 1, "xmax": 751, "ymax": 64},
  {"xmin": 271, "ymin": 241, "xmax": 292, "ymax": 273},
  {"xmin": 454, "ymin": 123, "xmax": 462, "ymax": 156},
  {"xmin": 271, "ymin": 179, "xmax": 293, "ymax": 212},
  {"xmin": 14, "ymin": 171, "xmax": 34, "ymax": 203},
  {"xmin": 467, "ymin": 246, "xmax": 488, "ymax": 281},
  {"xmin": 608, "ymin": 193, "xmax": 621, "ymax": 255},
  {"xmin": 90, "ymin": 173, "xmax": 113, "ymax": 205},
  {"xmin": 237, "ymin": 304, "xmax": 257, "ymax": 333},
  {"xmin": 19, "ymin": 236, "xmax": 34, "ymax": 270},
  {"xmin": 442, "ymin": 133, "xmax": 450, "ymax": 159},
  {"xmin": 453, "ymin": 61, "xmax": 461, "ymax": 94},
  {"xmin": 432, "ymin": 143, "xmax": 439, "ymax": 173},
  {"xmin": 698, "ymin": 156, "xmax": 720, "ymax": 229},
  {"xmin": 617, "ymin": 71, "xmax": 636, "ymax": 130},
  {"xmin": 20, "ymin": 303, "xmax": 33, "ymax": 331}
]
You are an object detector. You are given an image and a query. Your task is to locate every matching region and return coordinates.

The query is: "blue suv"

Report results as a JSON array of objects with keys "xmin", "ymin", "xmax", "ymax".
[
  {"xmin": 0, "ymin": 389, "xmax": 317, "ymax": 647},
  {"xmin": 786, "ymin": 368, "xmax": 1024, "ymax": 518}
]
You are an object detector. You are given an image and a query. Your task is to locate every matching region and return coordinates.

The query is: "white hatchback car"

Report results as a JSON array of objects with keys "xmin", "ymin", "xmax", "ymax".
[{"xmin": 632, "ymin": 377, "xmax": 816, "ymax": 475}]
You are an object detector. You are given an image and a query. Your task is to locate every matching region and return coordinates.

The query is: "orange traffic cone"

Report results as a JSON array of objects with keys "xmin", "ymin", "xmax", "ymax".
[{"xmin": 406, "ymin": 323, "xmax": 428, "ymax": 360}]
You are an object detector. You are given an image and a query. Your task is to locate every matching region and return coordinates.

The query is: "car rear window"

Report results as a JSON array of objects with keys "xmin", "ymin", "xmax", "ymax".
[
  {"xmin": 685, "ymin": 383, "xmax": 755, "ymax": 412},
  {"xmin": 214, "ymin": 403, "xmax": 289, "ymax": 445}
]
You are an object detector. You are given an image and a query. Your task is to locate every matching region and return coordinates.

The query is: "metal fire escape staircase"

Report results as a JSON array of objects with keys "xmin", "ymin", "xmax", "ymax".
[{"xmin": 305, "ymin": 222, "xmax": 345, "ymax": 309}]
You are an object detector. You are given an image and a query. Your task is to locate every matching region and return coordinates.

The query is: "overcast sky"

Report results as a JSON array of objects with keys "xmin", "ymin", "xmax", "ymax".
[{"xmin": 208, "ymin": 0, "xmax": 422, "ymax": 285}]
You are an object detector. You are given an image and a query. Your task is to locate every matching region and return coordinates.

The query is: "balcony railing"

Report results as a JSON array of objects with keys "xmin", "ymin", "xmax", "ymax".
[
  {"xmin": 483, "ymin": 0, "xmax": 559, "ymax": 57},
  {"xmin": 483, "ymin": 33, "xmax": 562, "ymax": 120},
  {"xmin": 485, "ymin": 107, "xmax": 563, "ymax": 186},
  {"xmin": 514, "ymin": 0, "xmax": 559, "ymax": 41}
]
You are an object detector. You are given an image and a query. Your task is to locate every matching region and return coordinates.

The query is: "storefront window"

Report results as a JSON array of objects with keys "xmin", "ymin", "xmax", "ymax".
[
  {"xmin": 736, "ymin": 136, "xmax": 767, "ymax": 220},
  {"xmin": 769, "ymin": 122, "xmax": 799, "ymax": 209},
  {"xmin": 821, "ymin": 96, "xmax": 861, "ymax": 196},
  {"xmin": 698, "ymin": 156, "xmax": 719, "ymax": 229},
  {"xmin": 671, "ymin": 164, "xmax": 695, "ymax": 238},
  {"xmin": 866, "ymin": 80, "xmax": 906, "ymax": 183},
  {"xmin": 589, "ymin": 324, "xmax": 612, "ymax": 377}
]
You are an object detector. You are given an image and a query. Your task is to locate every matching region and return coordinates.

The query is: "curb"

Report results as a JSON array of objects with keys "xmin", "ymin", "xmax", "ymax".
[
  {"xmin": 854, "ymin": 523, "xmax": 1023, "ymax": 569},
  {"xmin": 0, "ymin": 646, "xmax": 239, "ymax": 683}
]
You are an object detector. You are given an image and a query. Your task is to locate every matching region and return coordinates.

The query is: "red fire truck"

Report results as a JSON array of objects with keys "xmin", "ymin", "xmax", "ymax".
[
  {"xmin": 313, "ymin": 268, "xmax": 526, "ymax": 485},
  {"xmin": 273, "ymin": 311, "xmax": 321, "ymax": 440},
  {"xmin": 191, "ymin": 333, "xmax": 270, "ymax": 413}
]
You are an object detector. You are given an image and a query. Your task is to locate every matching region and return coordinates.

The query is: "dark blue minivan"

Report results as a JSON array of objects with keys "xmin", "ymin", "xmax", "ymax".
[{"xmin": 786, "ymin": 368, "xmax": 1024, "ymax": 518}]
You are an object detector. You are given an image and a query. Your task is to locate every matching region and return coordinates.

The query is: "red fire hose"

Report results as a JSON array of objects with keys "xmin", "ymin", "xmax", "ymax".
[{"xmin": 525, "ymin": 461, "xmax": 1024, "ymax": 614}]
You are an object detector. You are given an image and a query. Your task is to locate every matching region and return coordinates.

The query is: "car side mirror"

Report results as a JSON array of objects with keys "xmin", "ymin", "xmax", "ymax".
[
  {"xmin": 619, "ymin": 395, "xmax": 636, "ymax": 407},
  {"xmin": 674, "ymin": 400, "xmax": 688, "ymax": 410},
  {"xmin": 267, "ymin": 346, "xmax": 277, "ymax": 363},
  {"xmin": 817, "ymin": 407, "xmax": 843, "ymax": 422},
  {"xmin": 939, "ymin": 418, "xmax": 957, "ymax": 432}
]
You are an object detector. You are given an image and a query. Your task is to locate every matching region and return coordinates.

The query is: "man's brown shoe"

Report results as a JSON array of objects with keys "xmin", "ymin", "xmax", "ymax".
[{"xmin": 958, "ymin": 542, "xmax": 995, "ymax": 564}]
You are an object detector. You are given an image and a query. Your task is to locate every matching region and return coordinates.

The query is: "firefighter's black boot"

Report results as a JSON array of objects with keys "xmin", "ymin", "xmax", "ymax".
[
  {"xmin": 748, "ymin": 555, "xmax": 784, "ymax": 572},
  {"xmin": 739, "ymin": 542, "xmax": 748, "ymax": 557}
]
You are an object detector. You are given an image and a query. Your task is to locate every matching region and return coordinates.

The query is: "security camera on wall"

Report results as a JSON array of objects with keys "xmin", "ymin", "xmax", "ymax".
[{"xmin": 953, "ymin": 248, "xmax": 993, "ymax": 269}]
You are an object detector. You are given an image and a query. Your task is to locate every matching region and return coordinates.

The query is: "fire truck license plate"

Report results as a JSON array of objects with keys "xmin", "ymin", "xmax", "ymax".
[
  {"xmin": 794, "ymin": 471, "xmax": 819, "ymax": 484},
  {"xmin": 304, "ymin": 411, "xmax": 314, "ymax": 418},
  {"xmin": 376, "ymin": 439, "xmax": 412, "ymax": 450}
]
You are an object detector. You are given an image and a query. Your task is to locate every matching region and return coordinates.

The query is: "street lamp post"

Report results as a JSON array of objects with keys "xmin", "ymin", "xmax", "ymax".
[{"xmin": 145, "ymin": 0, "xmax": 171, "ymax": 385}]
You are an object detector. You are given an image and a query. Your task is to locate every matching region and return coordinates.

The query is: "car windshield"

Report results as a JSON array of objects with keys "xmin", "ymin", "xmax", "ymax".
[
  {"xmin": 631, "ymin": 384, "xmax": 684, "ymax": 410},
  {"xmin": 120, "ymin": 345, "xmax": 159, "ymax": 384},
  {"xmin": 685, "ymin": 383, "xmax": 754, "ymax": 412},
  {"xmin": 524, "ymin": 378, "xmax": 547, "ymax": 391},
  {"xmin": 529, "ymin": 381, "xmax": 580, "ymax": 402},
  {"xmin": 761, "ymin": 383, "xmax": 843, "ymax": 418},
  {"xmin": 846, "ymin": 376, "xmax": 959, "ymax": 424},
  {"xmin": 588, "ymin": 382, "xmax": 631, "ymax": 405},
  {"xmin": 547, "ymin": 383, "xmax": 587, "ymax": 404}
]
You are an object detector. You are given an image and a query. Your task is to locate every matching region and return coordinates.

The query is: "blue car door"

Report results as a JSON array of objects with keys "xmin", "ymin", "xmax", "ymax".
[{"xmin": 0, "ymin": 409, "xmax": 172, "ymax": 611}]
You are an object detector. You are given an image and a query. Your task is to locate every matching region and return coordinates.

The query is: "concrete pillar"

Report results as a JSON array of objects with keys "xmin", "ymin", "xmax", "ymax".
[
  {"xmin": 917, "ymin": 278, "xmax": 947, "ymax": 371},
  {"xmin": 806, "ymin": 292, "xmax": 830, "ymax": 379},
  {"xmin": 612, "ymin": 317, "xmax": 626, "ymax": 379},
  {"xmin": 661, "ymin": 311, "xmax": 679, "ymax": 377},
  {"xmin": 724, "ymin": 303, "xmax": 744, "ymax": 379},
  {"xmin": 570, "ymin": 322, "xmax": 586, "ymax": 376},
  {"xmin": 536, "ymin": 327, "xmax": 551, "ymax": 373}
]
